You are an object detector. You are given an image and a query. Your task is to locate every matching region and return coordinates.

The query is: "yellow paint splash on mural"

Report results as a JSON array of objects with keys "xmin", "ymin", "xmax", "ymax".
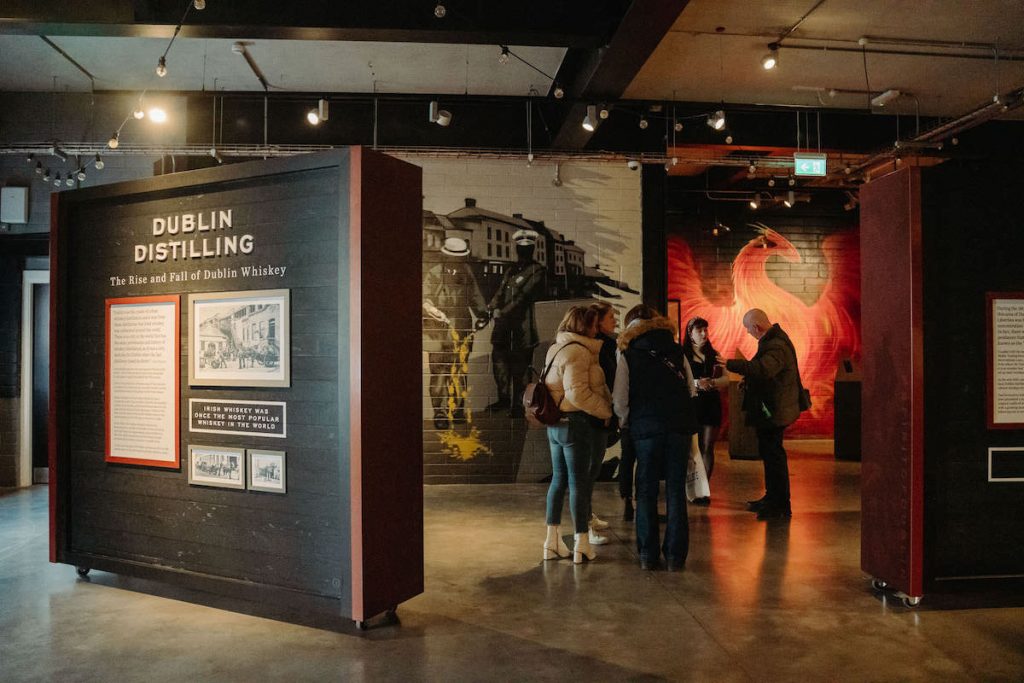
[{"xmin": 439, "ymin": 325, "xmax": 492, "ymax": 461}]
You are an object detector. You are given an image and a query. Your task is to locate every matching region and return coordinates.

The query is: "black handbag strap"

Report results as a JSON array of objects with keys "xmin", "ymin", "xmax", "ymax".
[{"xmin": 647, "ymin": 349, "xmax": 691, "ymax": 385}]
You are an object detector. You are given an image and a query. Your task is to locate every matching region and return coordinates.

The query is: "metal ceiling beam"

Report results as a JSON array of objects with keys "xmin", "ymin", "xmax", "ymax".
[
  {"xmin": 549, "ymin": 0, "xmax": 691, "ymax": 149},
  {"xmin": 0, "ymin": 0, "xmax": 627, "ymax": 48}
]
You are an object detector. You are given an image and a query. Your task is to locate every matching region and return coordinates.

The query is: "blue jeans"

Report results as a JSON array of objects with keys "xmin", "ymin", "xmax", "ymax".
[
  {"xmin": 546, "ymin": 413, "xmax": 597, "ymax": 534},
  {"xmin": 634, "ymin": 431, "xmax": 690, "ymax": 564}
]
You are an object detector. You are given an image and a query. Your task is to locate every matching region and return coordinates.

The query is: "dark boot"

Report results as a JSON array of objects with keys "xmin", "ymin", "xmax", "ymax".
[{"xmin": 622, "ymin": 497, "xmax": 634, "ymax": 522}]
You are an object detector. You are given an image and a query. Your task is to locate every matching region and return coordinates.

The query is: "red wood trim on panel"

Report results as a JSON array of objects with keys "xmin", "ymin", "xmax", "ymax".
[
  {"xmin": 349, "ymin": 147, "xmax": 365, "ymax": 621},
  {"xmin": 48, "ymin": 192, "xmax": 61, "ymax": 563},
  {"xmin": 907, "ymin": 169, "xmax": 925, "ymax": 597},
  {"xmin": 104, "ymin": 295, "xmax": 181, "ymax": 469},
  {"xmin": 986, "ymin": 292, "xmax": 1024, "ymax": 430}
]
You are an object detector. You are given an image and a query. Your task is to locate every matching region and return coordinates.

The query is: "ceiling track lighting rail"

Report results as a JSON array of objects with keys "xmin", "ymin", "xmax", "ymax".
[{"xmin": 778, "ymin": 43, "xmax": 1024, "ymax": 63}]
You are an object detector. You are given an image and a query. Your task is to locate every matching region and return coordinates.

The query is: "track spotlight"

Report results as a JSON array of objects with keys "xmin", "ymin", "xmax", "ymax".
[
  {"xmin": 582, "ymin": 105, "xmax": 597, "ymax": 132},
  {"xmin": 148, "ymin": 107, "xmax": 167, "ymax": 123},
  {"xmin": 156, "ymin": 56, "xmax": 167, "ymax": 78},
  {"xmin": 552, "ymin": 163, "xmax": 562, "ymax": 187},
  {"xmin": 306, "ymin": 109, "xmax": 320, "ymax": 125},
  {"xmin": 51, "ymin": 146, "xmax": 68, "ymax": 162},
  {"xmin": 599, "ymin": 106, "xmax": 610, "ymax": 120},
  {"xmin": 725, "ymin": 134, "xmax": 734, "ymax": 144},
  {"xmin": 498, "ymin": 46, "xmax": 511, "ymax": 65},
  {"xmin": 307, "ymin": 98, "xmax": 329, "ymax": 125},
  {"xmin": 108, "ymin": 133, "xmax": 119, "ymax": 149},
  {"xmin": 77, "ymin": 168, "xmax": 87, "ymax": 182},
  {"xmin": 638, "ymin": 117, "xmax": 649, "ymax": 130},
  {"xmin": 42, "ymin": 169, "xmax": 51, "ymax": 182},
  {"xmin": 54, "ymin": 173, "xmax": 62, "ymax": 187},
  {"xmin": 673, "ymin": 121, "xmax": 683, "ymax": 132},
  {"xmin": 428, "ymin": 100, "xmax": 452, "ymax": 127},
  {"xmin": 627, "ymin": 160, "xmax": 640, "ymax": 171},
  {"xmin": 707, "ymin": 110, "xmax": 726, "ymax": 131},
  {"xmin": 434, "ymin": 3, "xmax": 446, "ymax": 18},
  {"xmin": 65, "ymin": 175, "xmax": 75, "ymax": 187},
  {"xmin": 93, "ymin": 154, "xmax": 104, "ymax": 170},
  {"xmin": 767, "ymin": 177, "xmax": 776, "ymax": 187},
  {"xmin": 35, "ymin": 161, "xmax": 43, "ymax": 174},
  {"xmin": 553, "ymin": 84, "xmax": 565, "ymax": 99},
  {"xmin": 762, "ymin": 44, "xmax": 779, "ymax": 70},
  {"xmin": 784, "ymin": 190, "xmax": 795, "ymax": 208},
  {"xmin": 193, "ymin": 0, "xmax": 206, "ymax": 9},
  {"xmin": 133, "ymin": 108, "xmax": 146, "ymax": 120},
  {"xmin": 209, "ymin": 147, "xmax": 223, "ymax": 164},
  {"xmin": 749, "ymin": 194, "xmax": 761, "ymax": 210},
  {"xmin": 26, "ymin": 152, "xmax": 34, "ymax": 163}
]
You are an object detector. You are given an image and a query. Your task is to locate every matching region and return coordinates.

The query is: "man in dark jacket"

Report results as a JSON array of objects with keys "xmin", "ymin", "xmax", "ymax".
[{"xmin": 725, "ymin": 309, "xmax": 801, "ymax": 520}]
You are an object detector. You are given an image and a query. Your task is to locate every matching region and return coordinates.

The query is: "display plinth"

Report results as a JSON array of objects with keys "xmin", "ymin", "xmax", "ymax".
[{"xmin": 50, "ymin": 148, "xmax": 424, "ymax": 625}]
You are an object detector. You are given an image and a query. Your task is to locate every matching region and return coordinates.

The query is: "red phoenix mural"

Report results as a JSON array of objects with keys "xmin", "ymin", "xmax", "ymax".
[{"xmin": 668, "ymin": 224, "xmax": 860, "ymax": 436}]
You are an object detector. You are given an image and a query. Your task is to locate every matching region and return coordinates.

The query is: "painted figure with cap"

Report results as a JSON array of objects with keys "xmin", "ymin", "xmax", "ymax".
[
  {"xmin": 482, "ymin": 229, "xmax": 546, "ymax": 415},
  {"xmin": 423, "ymin": 235, "xmax": 487, "ymax": 430}
]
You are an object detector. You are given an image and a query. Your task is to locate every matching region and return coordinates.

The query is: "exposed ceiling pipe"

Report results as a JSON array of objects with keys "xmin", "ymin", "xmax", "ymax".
[{"xmin": 837, "ymin": 83, "xmax": 1024, "ymax": 181}]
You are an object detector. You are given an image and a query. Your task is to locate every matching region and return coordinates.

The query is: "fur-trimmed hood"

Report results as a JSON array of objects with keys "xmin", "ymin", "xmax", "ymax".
[{"xmin": 617, "ymin": 316, "xmax": 677, "ymax": 350}]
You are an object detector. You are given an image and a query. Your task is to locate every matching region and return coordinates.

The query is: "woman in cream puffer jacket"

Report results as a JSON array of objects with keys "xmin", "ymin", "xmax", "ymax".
[{"xmin": 541, "ymin": 305, "xmax": 613, "ymax": 565}]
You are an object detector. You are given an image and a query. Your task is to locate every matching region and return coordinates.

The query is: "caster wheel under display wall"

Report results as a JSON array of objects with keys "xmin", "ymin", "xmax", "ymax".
[
  {"xmin": 76, "ymin": 566, "xmax": 90, "ymax": 577},
  {"xmin": 902, "ymin": 596, "xmax": 922, "ymax": 608},
  {"xmin": 870, "ymin": 578, "xmax": 887, "ymax": 591}
]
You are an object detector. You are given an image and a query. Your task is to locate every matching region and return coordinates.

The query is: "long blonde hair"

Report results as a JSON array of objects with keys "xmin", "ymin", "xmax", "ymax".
[{"xmin": 557, "ymin": 305, "xmax": 597, "ymax": 335}]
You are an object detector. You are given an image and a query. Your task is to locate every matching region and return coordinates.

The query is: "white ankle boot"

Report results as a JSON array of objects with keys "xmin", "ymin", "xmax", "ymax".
[
  {"xmin": 588, "ymin": 526, "xmax": 609, "ymax": 545},
  {"xmin": 590, "ymin": 512, "xmax": 610, "ymax": 530},
  {"xmin": 573, "ymin": 532, "xmax": 596, "ymax": 564},
  {"xmin": 543, "ymin": 525, "xmax": 570, "ymax": 560}
]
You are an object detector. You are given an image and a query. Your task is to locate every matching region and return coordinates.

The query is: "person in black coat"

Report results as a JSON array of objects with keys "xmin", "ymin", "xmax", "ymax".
[
  {"xmin": 613, "ymin": 304, "xmax": 697, "ymax": 570},
  {"xmin": 724, "ymin": 308, "xmax": 802, "ymax": 520}
]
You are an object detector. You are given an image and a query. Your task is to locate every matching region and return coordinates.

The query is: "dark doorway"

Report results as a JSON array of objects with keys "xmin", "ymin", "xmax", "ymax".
[{"xmin": 31, "ymin": 282, "xmax": 49, "ymax": 483}]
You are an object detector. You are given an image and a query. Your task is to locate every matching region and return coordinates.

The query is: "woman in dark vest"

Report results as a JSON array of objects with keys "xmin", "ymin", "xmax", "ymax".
[
  {"xmin": 681, "ymin": 316, "xmax": 728, "ymax": 505},
  {"xmin": 612, "ymin": 305, "xmax": 697, "ymax": 571}
]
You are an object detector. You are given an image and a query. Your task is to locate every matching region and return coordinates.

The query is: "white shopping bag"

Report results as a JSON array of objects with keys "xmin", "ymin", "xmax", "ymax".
[{"xmin": 685, "ymin": 433, "xmax": 710, "ymax": 502}]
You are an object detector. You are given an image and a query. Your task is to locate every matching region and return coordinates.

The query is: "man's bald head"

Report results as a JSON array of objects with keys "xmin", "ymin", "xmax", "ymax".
[{"xmin": 742, "ymin": 308, "xmax": 772, "ymax": 339}]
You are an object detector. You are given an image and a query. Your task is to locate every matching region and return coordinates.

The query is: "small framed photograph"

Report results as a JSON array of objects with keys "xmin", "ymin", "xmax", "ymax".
[
  {"xmin": 188, "ymin": 444, "xmax": 245, "ymax": 489},
  {"xmin": 189, "ymin": 289, "xmax": 290, "ymax": 388},
  {"xmin": 248, "ymin": 449, "xmax": 286, "ymax": 494}
]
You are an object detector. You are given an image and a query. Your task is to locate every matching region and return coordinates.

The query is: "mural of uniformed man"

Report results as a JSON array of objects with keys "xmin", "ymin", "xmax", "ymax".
[
  {"xmin": 482, "ymin": 229, "xmax": 546, "ymax": 415},
  {"xmin": 423, "ymin": 236, "xmax": 487, "ymax": 430}
]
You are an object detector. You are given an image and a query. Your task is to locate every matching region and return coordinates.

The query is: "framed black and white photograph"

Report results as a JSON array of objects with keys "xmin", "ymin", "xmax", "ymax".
[
  {"xmin": 248, "ymin": 449, "xmax": 286, "ymax": 493},
  {"xmin": 188, "ymin": 444, "xmax": 246, "ymax": 489},
  {"xmin": 189, "ymin": 289, "xmax": 290, "ymax": 388}
]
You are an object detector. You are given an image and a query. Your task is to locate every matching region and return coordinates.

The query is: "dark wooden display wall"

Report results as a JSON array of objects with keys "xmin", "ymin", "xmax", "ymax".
[
  {"xmin": 50, "ymin": 148, "xmax": 423, "ymax": 624},
  {"xmin": 861, "ymin": 161, "xmax": 1024, "ymax": 599},
  {"xmin": 919, "ymin": 160, "xmax": 1024, "ymax": 583}
]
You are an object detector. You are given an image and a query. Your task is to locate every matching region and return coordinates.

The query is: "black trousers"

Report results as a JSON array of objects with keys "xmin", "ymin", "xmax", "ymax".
[
  {"xmin": 617, "ymin": 428, "xmax": 636, "ymax": 499},
  {"xmin": 756, "ymin": 424, "xmax": 790, "ymax": 509}
]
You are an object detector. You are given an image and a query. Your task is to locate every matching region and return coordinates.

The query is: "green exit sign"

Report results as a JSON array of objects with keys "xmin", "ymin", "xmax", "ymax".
[{"xmin": 793, "ymin": 153, "xmax": 828, "ymax": 176}]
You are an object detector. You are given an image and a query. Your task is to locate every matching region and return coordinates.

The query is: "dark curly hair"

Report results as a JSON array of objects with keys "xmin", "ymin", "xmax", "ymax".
[{"xmin": 681, "ymin": 316, "xmax": 718, "ymax": 363}]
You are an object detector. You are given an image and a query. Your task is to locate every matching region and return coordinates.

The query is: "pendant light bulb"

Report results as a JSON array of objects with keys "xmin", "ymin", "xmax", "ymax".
[
  {"xmin": 77, "ymin": 169, "xmax": 87, "ymax": 182},
  {"xmin": 433, "ymin": 3, "xmax": 446, "ymax": 18},
  {"xmin": 148, "ymin": 107, "xmax": 167, "ymax": 124},
  {"xmin": 94, "ymin": 154, "xmax": 105, "ymax": 170},
  {"xmin": 639, "ymin": 117, "xmax": 649, "ymax": 130},
  {"xmin": 193, "ymin": 0, "xmax": 206, "ymax": 9},
  {"xmin": 35, "ymin": 161, "xmax": 43, "ymax": 174},
  {"xmin": 156, "ymin": 56, "xmax": 167, "ymax": 78},
  {"xmin": 707, "ymin": 110, "xmax": 726, "ymax": 131},
  {"xmin": 498, "ymin": 46, "xmax": 511, "ymax": 65},
  {"xmin": 553, "ymin": 84, "xmax": 565, "ymax": 99},
  {"xmin": 762, "ymin": 44, "xmax": 779, "ymax": 70},
  {"xmin": 108, "ymin": 133, "xmax": 119, "ymax": 149},
  {"xmin": 133, "ymin": 108, "xmax": 145, "ymax": 120}
]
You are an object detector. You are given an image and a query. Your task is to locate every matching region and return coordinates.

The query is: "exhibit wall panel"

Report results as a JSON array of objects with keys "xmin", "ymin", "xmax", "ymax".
[
  {"xmin": 920, "ymin": 161, "xmax": 1024, "ymax": 580},
  {"xmin": 55, "ymin": 159, "xmax": 346, "ymax": 597},
  {"xmin": 859, "ymin": 168, "xmax": 924, "ymax": 597},
  {"xmin": 398, "ymin": 156, "xmax": 643, "ymax": 484}
]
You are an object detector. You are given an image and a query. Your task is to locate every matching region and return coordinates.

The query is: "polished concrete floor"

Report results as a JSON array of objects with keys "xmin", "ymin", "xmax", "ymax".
[{"xmin": 3, "ymin": 442, "xmax": 1024, "ymax": 682}]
